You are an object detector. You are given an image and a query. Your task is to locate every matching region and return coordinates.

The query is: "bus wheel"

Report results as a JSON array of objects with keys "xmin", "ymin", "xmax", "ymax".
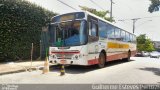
[
  {"xmin": 124, "ymin": 51, "xmax": 131, "ymax": 62},
  {"xmin": 98, "ymin": 53, "xmax": 105, "ymax": 68}
]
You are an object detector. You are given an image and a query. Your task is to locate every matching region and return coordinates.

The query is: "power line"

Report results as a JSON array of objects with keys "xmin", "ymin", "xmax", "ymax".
[
  {"xmin": 117, "ymin": 16, "xmax": 160, "ymax": 21},
  {"xmin": 136, "ymin": 20, "xmax": 152, "ymax": 28},
  {"xmin": 141, "ymin": 16, "xmax": 160, "ymax": 19},
  {"xmin": 57, "ymin": 0, "xmax": 78, "ymax": 11},
  {"xmin": 118, "ymin": 18, "xmax": 142, "ymax": 33},
  {"xmin": 117, "ymin": 16, "xmax": 158, "ymax": 34},
  {"xmin": 89, "ymin": 0, "xmax": 105, "ymax": 11}
]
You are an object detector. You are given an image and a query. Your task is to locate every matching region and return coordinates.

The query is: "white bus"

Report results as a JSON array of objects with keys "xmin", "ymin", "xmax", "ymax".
[{"xmin": 48, "ymin": 11, "xmax": 136, "ymax": 68}]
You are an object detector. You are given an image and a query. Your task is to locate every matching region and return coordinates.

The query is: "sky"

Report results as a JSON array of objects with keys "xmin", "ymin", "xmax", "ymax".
[{"xmin": 27, "ymin": 0, "xmax": 160, "ymax": 41}]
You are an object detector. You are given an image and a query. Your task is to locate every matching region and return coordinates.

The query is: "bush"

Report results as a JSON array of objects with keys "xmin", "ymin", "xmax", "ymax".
[{"xmin": 0, "ymin": 0, "xmax": 57, "ymax": 61}]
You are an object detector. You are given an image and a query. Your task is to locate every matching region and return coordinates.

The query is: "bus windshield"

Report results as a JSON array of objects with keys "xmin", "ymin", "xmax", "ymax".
[{"xmin": 49, "ymin": 20, "xmax": 87, "ymax": 47}]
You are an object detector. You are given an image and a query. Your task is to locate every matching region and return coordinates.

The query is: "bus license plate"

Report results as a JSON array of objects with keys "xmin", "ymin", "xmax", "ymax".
[{"xmin": 60, "ymin": 60, "xmax": 67, "ymax": 64}]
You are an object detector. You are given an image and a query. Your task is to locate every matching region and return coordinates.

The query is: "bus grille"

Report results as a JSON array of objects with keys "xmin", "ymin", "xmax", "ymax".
[{"xmin": 56, "ymin": 54, "xmax": 73, "ymax": 59}]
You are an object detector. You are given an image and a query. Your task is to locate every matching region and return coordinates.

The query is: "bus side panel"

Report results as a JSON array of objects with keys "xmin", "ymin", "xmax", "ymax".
[
  {"xmin": 87, "ymin": 38, "xmax": 108, "ymax": 65},
  {"xmin": 87, "ymin": 42, "xmax": 99, "ymax": 65},
  {"xmin": 130, "ymin": 43, "xmax": 137, "ymax": 57},
  {"xmin": 106, "ymin": 40, "xmax": 136, "ymax": 61},
  {"xmin": 106, "ymin": 51, "xmax": 128, "ymax": 61}
]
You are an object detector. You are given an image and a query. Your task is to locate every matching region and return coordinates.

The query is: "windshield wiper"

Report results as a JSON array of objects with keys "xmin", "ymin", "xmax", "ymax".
[{"xmin": 57, "ymin": 23, "xmax": 62, "ymax": 31}]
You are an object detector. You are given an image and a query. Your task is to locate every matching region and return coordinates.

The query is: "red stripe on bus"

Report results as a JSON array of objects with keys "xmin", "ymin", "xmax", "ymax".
[
  {"xmin": 88, "ymin": 59, "xmax": 99, "ymax": 65},
  {"xmin": 88, "ymin": 50, "xmax": 137, "ymax": 65},
  {"xmin": 51, "ymin": 51, "xmax": 80, "ymax": 54},
  {"xmin": 107, "ymin": 53, "xmax": 127, "ymax": 61},
  {"xmin": 107, "ymin": 50, "xmax": 136, "ymax": 61}
]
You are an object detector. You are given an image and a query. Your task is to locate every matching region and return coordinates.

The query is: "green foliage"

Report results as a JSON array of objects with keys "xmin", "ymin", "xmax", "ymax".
[
  {"xmin": 104, "ymin": 17, "xmax": 115, "ymax": 22},
  {"xmin": 79, "ymin": 6, "xmax": 114, "ymax": 22},
  {"xmin": 137, "ymin": 34, "xmax": 155, "ymax": 52},
  {"xmin": 144, "ymin": 39, "xmax": 155, "ymax": 52},
  {"xmin": 148, "ymin": 0, "xmax": 160, "ymax": 13},
  {"xmin": 0, "ymin": 0, "xmax": 57, "ymax": 61}
]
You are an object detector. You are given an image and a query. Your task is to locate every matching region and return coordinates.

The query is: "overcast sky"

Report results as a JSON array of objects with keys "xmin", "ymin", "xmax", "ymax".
[{"xmin": 27, "ymin": 0, "xmax": 160, "ymax": 41}]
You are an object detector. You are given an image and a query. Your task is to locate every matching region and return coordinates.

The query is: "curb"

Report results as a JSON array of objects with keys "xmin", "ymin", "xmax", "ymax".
[
  {"xmin": 0, "ymin": 69, "xmax": 26, "ymax": 76},
  {"xmin": 0, "ymin": 66, "xmax": 42, "ymax": 76},
  {"xmin": 0, "ymin": 64, "xmax": 57, "ymax": 76}
]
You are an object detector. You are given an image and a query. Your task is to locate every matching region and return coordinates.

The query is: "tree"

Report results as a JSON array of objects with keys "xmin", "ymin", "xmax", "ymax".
[
  {"xmin": 148, "ymin": 0, "xmax": 160, "ymax": 13},
  {"xmin": 0, "ymin": 0, "xmax": 57, "ymax": 61},
  {"xmin": 137, "ymin": 34, "xmax": 146, "ymax": 51},
  {"xmin": 137, "ymin": 34, "xmax": 155, "ymax": 52},
  {"xmin": 79, "ymin": 6, "xmax": 114, "ymax": 22},
  {"xmin": 144, "ymin": 39, "xmax": 155, "ymax": 52}
]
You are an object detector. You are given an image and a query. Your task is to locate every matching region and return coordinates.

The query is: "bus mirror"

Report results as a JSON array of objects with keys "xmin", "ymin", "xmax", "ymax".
[
  {"xmin": 89, "ymin": 29, "xmax": 91, "ymax": 35},
  {"xmin": 89, "ymin": 22, "xmax": 91, "ymax": 35}
]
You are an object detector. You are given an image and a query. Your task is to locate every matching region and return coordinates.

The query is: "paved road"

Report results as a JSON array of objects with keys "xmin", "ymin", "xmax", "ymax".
[{"xmin": 0, "ymin": 57, "xmax": 160, "ymax": 84}]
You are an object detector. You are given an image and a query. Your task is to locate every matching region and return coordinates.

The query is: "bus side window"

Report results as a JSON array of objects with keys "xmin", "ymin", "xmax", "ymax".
[
  {"xmin": 115, "ymin": 28, "xmax": 121, "ymax": 41},
  {"xmin": 121, "ymin": 30, "xmax": 126, "ymax": 42},
  {"xmin": 126, "ymin": 32, "xmax": 130, "ymax": 42},
  {"xmin": 99, "ymin": 20, "xmax": 107, "ymax": 38},
  {"xmin": 88, "ymin": 21, "xmax": 98, "ymax": 42},
  {"xmin": 133, "ymin": 35, "xmax": 137, "ymax": 43},
  {"xmin": 106, "ymin": 25, "xmax": 115, "ymax": 40},
  {"xmin": 91, "ymin": 23, "xmax": 97, "ymax": 36},
  {"xmin": 130, "ymin": 34, "xmax": 133, "ymax": 43}
]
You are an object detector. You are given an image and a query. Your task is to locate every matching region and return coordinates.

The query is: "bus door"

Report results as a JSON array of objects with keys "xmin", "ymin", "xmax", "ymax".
[{"xmin": 87, "ymin": 17, "xmax": 99, "ymax": 60}]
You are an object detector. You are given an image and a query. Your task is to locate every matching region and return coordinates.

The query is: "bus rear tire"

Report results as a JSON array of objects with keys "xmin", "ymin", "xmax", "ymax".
[
  {"xmin": 98, "ymin": 53, "xmax": 105, "ymax": 68},
  {"xmin": 124, "ymin": 51, "xmax": 131, "ymax": 62}
]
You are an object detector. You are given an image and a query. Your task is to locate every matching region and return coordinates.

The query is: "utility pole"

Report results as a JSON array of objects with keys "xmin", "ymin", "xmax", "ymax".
[
  {"xmin": 118, "ymin": 17, "xmax": 152, "ymax": 34},
  {"xmin": 118, "ymin": 18, "xmax": 141, "ymax": 33},
  {"xmin": 131, "ymin": 18, "xmax": 140, "ymax": 33},
  {"xmin": 110, "ymin": 0, "xmax": 114, "ymax": 19}
]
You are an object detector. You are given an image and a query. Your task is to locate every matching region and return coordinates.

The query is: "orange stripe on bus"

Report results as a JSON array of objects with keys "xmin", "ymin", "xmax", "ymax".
[{"xmin": 107, "ymin": 42, "xmax": 129, "ymax": 49}]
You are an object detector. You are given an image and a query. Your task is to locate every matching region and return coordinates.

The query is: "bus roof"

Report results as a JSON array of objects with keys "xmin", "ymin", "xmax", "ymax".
[
  {"xmin": 51, "ymin": 11, "xmax": 136, "ymax": 36},
  {"xmin": 84, "ymin": 11, "xmax": 136, "ymax": 36}
]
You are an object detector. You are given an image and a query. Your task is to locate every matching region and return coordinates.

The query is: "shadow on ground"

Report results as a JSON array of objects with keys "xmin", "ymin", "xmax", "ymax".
[
  {"xmin": 49, "ymin": 59, "xmax": 134, "ymax": 74},
  {"xmin": 139, "ymin": 67, "xmax": 160, "ymax": 76}
]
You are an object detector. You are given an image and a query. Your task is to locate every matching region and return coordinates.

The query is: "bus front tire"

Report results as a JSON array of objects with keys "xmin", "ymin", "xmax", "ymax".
[{"xmin": 98, "ymin": 53, "xmax": 105, "ymax": 68}]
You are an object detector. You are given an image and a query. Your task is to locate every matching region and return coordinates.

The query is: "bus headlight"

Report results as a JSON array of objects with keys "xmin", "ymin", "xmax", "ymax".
[
  {"xmin": 75, "ymin": 55, "xmax": 78, "ymax": 59},
  {"xmin": 72, "ymin": 54, "xmax": 80, "ymax": 60}
]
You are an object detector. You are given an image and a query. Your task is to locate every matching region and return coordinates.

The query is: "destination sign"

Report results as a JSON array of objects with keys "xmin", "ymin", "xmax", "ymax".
[{"xmin": 52, "ymin": 12, "xmax": 85, "ymax": 22}]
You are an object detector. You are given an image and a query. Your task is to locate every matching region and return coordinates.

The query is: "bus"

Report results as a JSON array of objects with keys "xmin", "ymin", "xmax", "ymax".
[{"xmin": 48, "ymin": 11, "xmax": 136, "ymax": 68}]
